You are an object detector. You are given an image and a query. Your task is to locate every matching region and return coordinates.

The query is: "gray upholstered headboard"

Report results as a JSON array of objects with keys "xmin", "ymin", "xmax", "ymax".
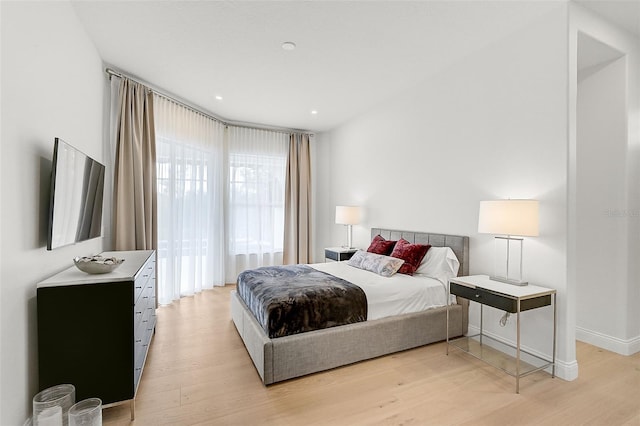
[{"xmin": 370, "ymin": 228, "xmax": 469, "ymax": 276}]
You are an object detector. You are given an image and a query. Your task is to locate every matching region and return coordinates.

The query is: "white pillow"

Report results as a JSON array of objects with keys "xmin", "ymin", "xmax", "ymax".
[
  {"xmin": 347, "ymin": 250, "xmax": 405, "ymax": 277},
  {"xmin": 415, "ymin": 246, "xmax": 460, "ymax": 284}
]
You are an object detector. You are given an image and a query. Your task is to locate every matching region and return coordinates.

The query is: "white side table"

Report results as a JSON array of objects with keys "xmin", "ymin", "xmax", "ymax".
[
  {"xmin": 446, "ymin": 274, "xmax": 556, "ymax": 393},
  {"xmin": 324, "ymin": 247, "xmax": 358, "ymax": 262}
]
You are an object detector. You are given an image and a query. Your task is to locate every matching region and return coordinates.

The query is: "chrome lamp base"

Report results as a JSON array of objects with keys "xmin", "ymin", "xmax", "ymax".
[{"xmin": 492, "ymin": 236, "xmax": 529, "ymax": 286}]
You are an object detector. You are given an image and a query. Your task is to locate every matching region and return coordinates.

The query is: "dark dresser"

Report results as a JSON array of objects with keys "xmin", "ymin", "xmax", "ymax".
[{"xmin": 37, "ymin": 250, "xmax": 156, "ymax": 419}]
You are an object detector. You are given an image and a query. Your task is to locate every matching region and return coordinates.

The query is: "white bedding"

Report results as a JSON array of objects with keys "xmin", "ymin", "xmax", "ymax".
[{"xmin": 311, "ymin": 261, "xmax": 452, "ymax": 321}]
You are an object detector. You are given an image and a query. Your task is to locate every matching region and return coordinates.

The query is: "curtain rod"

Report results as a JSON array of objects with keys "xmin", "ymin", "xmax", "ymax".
[{"xmin": 105, "ymin": 67, "xmax": 311, "ymax": 135}]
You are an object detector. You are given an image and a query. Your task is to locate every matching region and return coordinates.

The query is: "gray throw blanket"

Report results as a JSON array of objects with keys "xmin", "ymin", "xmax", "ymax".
[{"xmin": 237, "ymin": 265, "xmax": 367, "ymax": 338}]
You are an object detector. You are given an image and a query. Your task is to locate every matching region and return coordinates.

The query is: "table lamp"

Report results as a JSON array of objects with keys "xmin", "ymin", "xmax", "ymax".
[
  {"xmin": 335, "ymin": 206, "xmax": 360, "ymax": 249},
  {"xmin": 478, "ymin": 199, "xmax": 539, "ymax": 286}
]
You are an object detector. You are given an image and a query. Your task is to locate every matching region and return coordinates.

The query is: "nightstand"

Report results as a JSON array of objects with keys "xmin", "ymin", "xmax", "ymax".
[
  {"xmin": 324, "ymin": 247, "xmax": 358, "ymax": 262},
  {"xmin": 446, "ymin": 275, "xmax": 556, "ymax": 393}
]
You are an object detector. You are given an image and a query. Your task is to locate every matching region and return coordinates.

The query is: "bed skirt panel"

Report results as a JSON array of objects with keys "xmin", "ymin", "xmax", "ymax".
[
  {"xmin": 231, "ymin": 290, "xmax": 467, "ymax": 385},
  {"xmin": 231, "ymin": 290, "xmax": 273, "ymax": 382}
]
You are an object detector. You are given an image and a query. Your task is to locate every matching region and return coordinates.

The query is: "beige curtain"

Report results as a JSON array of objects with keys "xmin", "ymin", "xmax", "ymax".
[
  {"xmin": 113, "ymin": 78, "xmax": 157, "ymax": 250},
  {"xmin": 283, "ymin": 133, "xmax": 312, "ymax": 264}
]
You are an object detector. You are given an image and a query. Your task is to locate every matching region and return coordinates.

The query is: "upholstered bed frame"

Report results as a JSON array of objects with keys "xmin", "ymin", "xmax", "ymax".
[{"xmin": 230, "ymin": 228, "xmax": 470, "ymax": 385}]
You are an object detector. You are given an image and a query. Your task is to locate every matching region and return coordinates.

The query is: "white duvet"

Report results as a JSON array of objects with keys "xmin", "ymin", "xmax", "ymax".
[{"xmin": 310, "ymin": 261, "xmax": 451, "ymax": 321}]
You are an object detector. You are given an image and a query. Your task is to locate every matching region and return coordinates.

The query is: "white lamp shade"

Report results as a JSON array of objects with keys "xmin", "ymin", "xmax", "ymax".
[
  {"xmin": 478, "ymin": 200, "xmax": 539, "ymax": 237},
  {"xmin": 335, "ymin": 206, "xmax": 360, "ymax": 225}
]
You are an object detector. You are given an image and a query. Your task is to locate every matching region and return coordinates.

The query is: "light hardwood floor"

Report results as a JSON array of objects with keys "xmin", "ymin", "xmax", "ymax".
[{"xmin": 103, "ymin": 286, "xmax": 640, "ymax": 425}]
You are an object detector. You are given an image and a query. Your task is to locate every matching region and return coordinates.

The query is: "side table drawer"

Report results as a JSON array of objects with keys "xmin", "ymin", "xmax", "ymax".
[
  {"xmin": 450, "ymin": 282, "xmax": 552, "ymax": 313},
  {"xmin": 450, "ymin": 282, "xmax": 516, "ymax": 312}
]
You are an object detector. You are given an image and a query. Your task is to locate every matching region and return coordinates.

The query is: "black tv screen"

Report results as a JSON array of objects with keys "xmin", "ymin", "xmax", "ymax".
[{"xmin": 47, "ymin": 138, "xmax": 105, "ymax": 250}]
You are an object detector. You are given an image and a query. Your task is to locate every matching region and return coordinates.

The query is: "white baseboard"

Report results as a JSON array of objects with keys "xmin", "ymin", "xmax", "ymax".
[
  {"xmin": 466, "ymin": 325, "xmax": 578, "ymax": 381},
  {"xmin": 576, "ymin": 327, "xmax": 640, "ymax": 356},
  {"xmin": 555, "ymin": 358, "xmax": 579, "ymax": 381}
]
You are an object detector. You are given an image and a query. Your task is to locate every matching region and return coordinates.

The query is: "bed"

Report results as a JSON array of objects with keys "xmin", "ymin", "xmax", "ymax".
[{"xmin": 230, "ymin": 228, "xmax": 469, "ymax": 385}]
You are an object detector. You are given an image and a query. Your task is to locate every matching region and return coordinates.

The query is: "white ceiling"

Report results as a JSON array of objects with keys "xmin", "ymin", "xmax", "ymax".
[
  {"xmin": 575, "ymin": 0, "xmax": 640, "ymax": 38},
  {"xmin": 577, "ymin": 32, "xmax": 624, "ymax": 72},
  {"xmin": 72, "ymin": 1, "xmax": 639, "ymax": 132}
]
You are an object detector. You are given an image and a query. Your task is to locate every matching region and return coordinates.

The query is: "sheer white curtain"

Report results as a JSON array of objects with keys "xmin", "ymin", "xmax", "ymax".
[
  {"xmin": 225, "ymin": 127, "xmax": 289, "ymax": 282},
  {"xmin": 154, "ymin": 95, "xmax": 226, "ymax": 304}
]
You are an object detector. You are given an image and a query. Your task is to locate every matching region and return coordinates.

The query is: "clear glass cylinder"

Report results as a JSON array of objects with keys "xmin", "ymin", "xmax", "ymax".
[
  {"xmin": 32, "ymin": 384, "xmax": 75, "ymax": 426},
  {"xmin": 68, "ymin": 398, "xmax": 102, "ymax": 426}
]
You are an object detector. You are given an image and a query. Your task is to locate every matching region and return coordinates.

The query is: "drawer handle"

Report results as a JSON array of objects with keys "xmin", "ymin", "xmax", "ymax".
[
  {"xmin": 136, "ymin": 311, "xmax": 142, "ymax": 315},
  {"xmin": 147, "ymin": 328, "xmax": 153, "ymax": 331},
  {"xmin": 136, "ymin": 367, "xmax": 142, "ymax": 372},
  {"xmin": 143, "ymin": 274, "xmax": 149, "ymax": 278},
  {"xmin": 135, "ymin": 286, "xmax": 142, "ymax": 289},
  {"xmin": 143, "ymin": 344, "xmax": 148, "ymax": 347},
  {"xmin": 135, "ymin": 339, "xmax": 142, "ymax": 343}
]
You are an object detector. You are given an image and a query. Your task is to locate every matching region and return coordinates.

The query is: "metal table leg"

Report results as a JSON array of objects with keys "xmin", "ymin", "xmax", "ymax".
[
  {"xmin": 479, "ymin": 304, "xmax": 483, "ymax": 345},
  {"xmin": 552, "ymin": 292, "xmax": 557, "ymax": 378},
  {"xmin": 516, "ymin": 299, "xmax": 521, "ymax": 394},
  {"xmin": 446, "ymin": 291, "xmax": 450, "ymax": 355}
]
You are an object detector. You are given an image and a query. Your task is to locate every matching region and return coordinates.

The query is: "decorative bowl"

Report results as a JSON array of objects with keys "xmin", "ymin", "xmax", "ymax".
[{"xmin": 73, "ymin": 256, "xmax": 124, "ymax": 274}]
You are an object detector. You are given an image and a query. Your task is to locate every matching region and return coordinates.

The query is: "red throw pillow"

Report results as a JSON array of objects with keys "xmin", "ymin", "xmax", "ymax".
[
  {"xmin": 390, "ymin": 238, "xmax": 431, "ymax": 275},
  {"xmin": 367, "ymin": 235, "xmax": 397, "ymax": 255}
]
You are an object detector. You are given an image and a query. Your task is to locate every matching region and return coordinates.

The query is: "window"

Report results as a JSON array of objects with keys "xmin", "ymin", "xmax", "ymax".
[
  {"xmin": 226, "ymin": 127, "xmax": 288, "ymax": 263},
  {"xmin": 153, "ymin": 96, "xmax": 289, "ymax": 301},
  {"xmin": 228, "ymin": 152, "xmax": 286, "ymax": 255}
]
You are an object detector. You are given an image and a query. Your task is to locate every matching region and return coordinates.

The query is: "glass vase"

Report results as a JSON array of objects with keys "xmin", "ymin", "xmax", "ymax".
[
  {"xmin": 32, "ymin": 384, "xmax": 75, "ymax": 426},
  {"xmin": 68, "ymin": 398, "xmax": 102, "ymax": 426}
]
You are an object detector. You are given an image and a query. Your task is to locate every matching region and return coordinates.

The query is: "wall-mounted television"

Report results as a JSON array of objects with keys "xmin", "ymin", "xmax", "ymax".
[{"xmin": 47, "ymin": 138, "xmax": 105, "ymax": 250}]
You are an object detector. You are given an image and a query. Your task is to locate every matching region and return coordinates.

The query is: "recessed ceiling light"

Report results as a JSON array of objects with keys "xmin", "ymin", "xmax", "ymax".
[
  {"xmin": 215, "ymin": 95, "xmax": 223, "ymax": 101},
  {"xmin": 282, "ymin": 42, "xmax": 296, "ymax": 51},
  {"xmin": 311, "ymin": 110, "xmax": 318, "ymax": 115}
]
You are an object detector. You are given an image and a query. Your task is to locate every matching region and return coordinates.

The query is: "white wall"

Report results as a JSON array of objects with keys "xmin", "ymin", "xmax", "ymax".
[
  {"xmin": 1, "ymin": 1, "xmax": 105, "ymax": 422},
  {"xmin": 570, "ymin": 4, "xmax": 640, "ymax": 356},
  {"xmin": 315, "ymin": 3, "xmax": 576, "ymax": 379},
  {"xmin": 576, "ymin": 54, "xmax": 629, "ymax": 351}
]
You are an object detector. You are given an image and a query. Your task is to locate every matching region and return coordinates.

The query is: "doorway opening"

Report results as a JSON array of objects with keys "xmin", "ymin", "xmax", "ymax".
[{"xmin": 575, "ymin": 32, "xmax": 627, "ymax": 354}]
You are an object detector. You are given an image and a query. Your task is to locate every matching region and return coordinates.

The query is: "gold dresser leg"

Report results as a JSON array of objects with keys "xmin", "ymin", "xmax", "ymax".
[{"xmin": 130, "ymin": 399, "xmax": 135, "ymax": 421}]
